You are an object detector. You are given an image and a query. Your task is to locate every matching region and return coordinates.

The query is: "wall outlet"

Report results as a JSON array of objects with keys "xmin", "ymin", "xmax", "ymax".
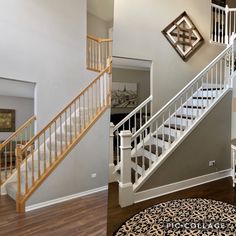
[
  {"xmin": 91, "ymin": 173, "xmax": 97, "ymax": 178},
  {"xmin": 209, "ymin": 160, "xmax": 216, "ymax": 167}
]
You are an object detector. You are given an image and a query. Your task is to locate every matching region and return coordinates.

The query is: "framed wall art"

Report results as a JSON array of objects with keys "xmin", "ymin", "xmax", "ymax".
[
  {"xmin": 111, "ymin": 82, "xmax": 138, "ymax": 108},
  {"xmin": 162, "ymin": 11, "xmax": 204, "ymax": 61},
  {"xmin": 0, "ymin": 109, "xmax": 15, "ymax": 132}
]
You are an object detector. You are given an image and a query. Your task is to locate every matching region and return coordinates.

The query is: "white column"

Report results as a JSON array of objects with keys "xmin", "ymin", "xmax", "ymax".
[
  {"xmin": 109, "ymin": 122, "xmax": 116, "ymax": 182},
  {"xmin": 119, "ymin": 130, "xmax": 134, "ymax": 207}
]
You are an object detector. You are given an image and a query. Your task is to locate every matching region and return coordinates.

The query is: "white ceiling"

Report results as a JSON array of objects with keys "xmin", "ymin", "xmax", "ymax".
[
  {"xmin": 87, "ymin": 0, "xmax": 114, "ymax": 22},
  {"xmin": 0, "ymin": 78, "xmax": 35, "ymax": 99}
]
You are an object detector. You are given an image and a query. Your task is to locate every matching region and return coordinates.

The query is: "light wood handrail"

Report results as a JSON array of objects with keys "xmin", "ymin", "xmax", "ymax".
[
  {"xmin": 16, "ymin": 63, "xmax": 112, "ymax": 212},
  {"xmin": 0, "ymin": 116, "xmax": 36, "ymax": 149},
  {"xmin": 87, "ymin": 35, "xmax": 112, "ymax": 72},
  {"xmin": 0, "ymin": 115, "xmax": 36, "ymax": 186},
  {"xmin": 87, "ymin": 35, "xmax": 112, "ymax": 43},
  {"xmin": 22, "ymin": 66, "xmax": 110, "ymax": 152}
]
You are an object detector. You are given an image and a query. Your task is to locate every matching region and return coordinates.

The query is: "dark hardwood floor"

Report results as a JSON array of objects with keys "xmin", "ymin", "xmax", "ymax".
[
  {"xmin": 0, "ymin": 190, "xmax": 107, "ymax": 236},
  {"xmin": 107, "ymin": 177, "xmax": 236, "ymax": 236}
]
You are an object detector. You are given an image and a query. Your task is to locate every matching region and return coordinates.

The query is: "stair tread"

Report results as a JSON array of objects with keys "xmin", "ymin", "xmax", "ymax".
[
  {"xmin": 192, "ymin": 96, "xmax": 215, "ymax": 99},
  {"xmin": 153, "ymin": 134, "xmax": 175, "ymax": 143},
  {"xmin": 184, "ymin": 105, "xmax": 206, "ymax": 109},
  {"xmin": 164, "ymin": 123, "xmax": 185, "ymax": 131},
  {"xmin": 175, "ymin": 114, "xmax": 195, "ymax": 120},
  {"xmin": 201, "ymin": 87, "xmax": 223, "ymax": 91},
  {"xmin": 144, "ymin": 145, "xmax": 162, "ymax": 155}
]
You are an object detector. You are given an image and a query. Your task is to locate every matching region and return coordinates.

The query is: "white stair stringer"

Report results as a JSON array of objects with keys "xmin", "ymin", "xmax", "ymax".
[{"xmin": 132, "ymin": 88, "xmax": 232, "ymax": 192}]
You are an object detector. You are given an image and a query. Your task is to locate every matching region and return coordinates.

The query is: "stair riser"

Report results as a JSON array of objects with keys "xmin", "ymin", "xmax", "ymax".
[
  {"xmin": 63, "ymin": 123, "xmax": 84, "ymax": 133},
  {"xmin": 162, "ymin": 127, "xmax": 182, "ymax": 137},
  {"xmin": 46, "ymin": 140, "xmax": 66, "ymax": 152},
  {"xmin": 28, "ymin": 159, "xmax": 51, "ymax": 172},
  {"xmin": 149, "ymin": 137, "xmax": 171, "ymax": 150},
  {"xmin": 196, "ymin": 90, "xmax": 220, "ymax": 97},
  {"xmin": 169, "ymin": 117, "xmax": 194, "ymax": 127},
  {"xmin": 186, "ymin": 99, "xmax": 213, "ymax": 107},
  {"xmin": 178, "ymin": 108, "xmax": 201, "ymax": 116}
]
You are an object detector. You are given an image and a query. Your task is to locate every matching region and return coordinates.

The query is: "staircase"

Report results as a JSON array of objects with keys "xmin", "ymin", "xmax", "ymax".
[
  {"xmin": 110, "ymin": 34, "xmax": 236, "ymax": 207},
  {"xmin": 0, "ymin": 116, "xmax": 36, "ymax": 188},
  {"xmin": 2, "ymin": 65, "xmax": 111, "ymax": 212}
]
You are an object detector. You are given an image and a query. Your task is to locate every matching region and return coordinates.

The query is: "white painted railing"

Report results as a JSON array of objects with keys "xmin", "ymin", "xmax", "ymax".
[
  {"xmin": 117, "ymin": 35, "xmax": 236, "ymax": 206},
  {"xmin": 109, "ymin": 95, "xmax": 152, "ymax": 181},
  {"xmin": 87, "ymin": 35, "xmax": 112, "ymax": 72},
  {"xmin": 211, "ymin": 4, "xmax": 236, "ymax": 44}
]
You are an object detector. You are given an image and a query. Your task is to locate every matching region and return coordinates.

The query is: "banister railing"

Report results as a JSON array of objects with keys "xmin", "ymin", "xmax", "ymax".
[
  {"xmin": 109, "ymin": 95, "xmax": 152, "ymax": 180},
  {"xmin": 133, "ymin": 43, "xmax": 234, "ymax": 140},
  {"xmin": 0, "ymin": 115, "xmax": 36, "ymax": 186},
  {"xmin": 15, "ymin": 64, "xmax": 112, "ymax": 212},
  {"xmin": 114, "ymin": 95, "xmax": 153, "ymax": 131},
  {"xmin": 87, "ymin": 35, "xmax": 112, "ymax": 72},
  {"xmin": 117, "ymin": 35, "xmax": 235, "ymax": 196},
  {"xmin": 211, "ymin": 4, "xmax": 236, "ymax": 44}
]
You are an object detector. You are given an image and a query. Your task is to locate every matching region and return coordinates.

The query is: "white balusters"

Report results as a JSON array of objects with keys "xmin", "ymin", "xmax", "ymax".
[{"xmin": 211, "ymin": 4, "xmax": 236, "ymax": 45}]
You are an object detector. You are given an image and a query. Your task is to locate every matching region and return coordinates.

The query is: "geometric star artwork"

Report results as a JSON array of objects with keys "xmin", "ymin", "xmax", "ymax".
[{"xmin": 162, "ymin": 12, "xmax": 204, "ymax": 61}]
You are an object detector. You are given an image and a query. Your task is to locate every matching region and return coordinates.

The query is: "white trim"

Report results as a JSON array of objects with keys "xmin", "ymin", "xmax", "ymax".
[
  {"xmin": 134, "ymin": 169, "xmax": 231, "ymax": 203},
  {"xmin": 25, "ymin": 185, "xmax": 108, "ymax": 212}
]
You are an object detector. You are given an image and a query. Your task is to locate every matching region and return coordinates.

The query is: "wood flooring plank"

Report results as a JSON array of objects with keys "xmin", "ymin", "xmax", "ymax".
[{"xmin": 0, "ymin": 190, "xmax": 107, "ymax": 236}]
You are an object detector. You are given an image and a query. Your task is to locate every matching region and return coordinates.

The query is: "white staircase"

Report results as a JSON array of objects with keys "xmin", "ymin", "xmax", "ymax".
[{"xmin": 110, "ymin": 35, "xmax": 236, "ymax": 207}]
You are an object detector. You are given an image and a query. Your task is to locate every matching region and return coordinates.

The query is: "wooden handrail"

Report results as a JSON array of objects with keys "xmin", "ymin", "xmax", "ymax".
[
  {"xmin": 0, "ymin": 115, "xmax": 36, "ymax": 186},
  {"xmin": 87, "ymin": 35, "xmax": 112, "ymax": 72},
  {"xmin": 22, "ymin": 65, "xmax": 111, "ymax": 152},
  {"xmin": 0, "ymin": 116, "xmax": 36, "ymax": 150},
  {"xmin": 15, "ymin": 63, "xmax": 112, "ymax": 212},
  {"xmin": 87, "ymin": 35, "xmax": 112, "ymax": 43}
]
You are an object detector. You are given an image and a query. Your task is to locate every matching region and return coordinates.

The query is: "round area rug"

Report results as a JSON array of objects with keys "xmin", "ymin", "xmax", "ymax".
[{"xmin": 114, "ymin": 198, "xmax": 236, "ymax": 236}]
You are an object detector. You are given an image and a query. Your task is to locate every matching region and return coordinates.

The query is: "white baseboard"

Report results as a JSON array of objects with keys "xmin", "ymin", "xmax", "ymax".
[
  {"xmin": 26, "ymin": 185, "xmax": 108, "ymax": 212},
  {"xmin": 134, "ymin": 169, "xmax": 232, "ymax": 203}
]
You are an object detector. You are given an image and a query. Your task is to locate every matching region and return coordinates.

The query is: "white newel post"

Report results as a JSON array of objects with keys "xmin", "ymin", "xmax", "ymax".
[
  {"xmin": 109, "ymin": 122, "xmax": 116, "ymax": 182},
  {"xmin": 119, "ymin": 130, "xmax": 134, "ymax": 207}
]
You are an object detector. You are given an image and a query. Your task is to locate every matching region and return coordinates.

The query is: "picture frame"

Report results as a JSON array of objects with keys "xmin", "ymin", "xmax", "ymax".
[
  {"xmin": 112, "ymin": 82, "xmax": 138, "ymax": 108},
  {"xmin": 162, "ymin": 11, "xmax": 204, "ymax": 61},
  {"xmin": 0, "ymin": 109, "xmax": 16, "ymax": 132}
]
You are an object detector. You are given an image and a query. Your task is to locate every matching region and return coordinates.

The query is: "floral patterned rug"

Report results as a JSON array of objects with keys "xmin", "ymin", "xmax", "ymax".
[{"xmin": 114, "ymin": 198, "xmax": 236, "ymax": 236}]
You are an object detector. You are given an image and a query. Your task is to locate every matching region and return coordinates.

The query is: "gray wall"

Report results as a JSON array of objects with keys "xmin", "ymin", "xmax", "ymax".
[
  {"xmin": 87, "ymin": 13, "xmax": 109, "ymax": 38},
  {"xmin": 0, "ymin": 0, "xmax": 96, "ymax": 130},
  {"xmin": 27, "ymin": 109, "xmax": 110, "ymax": 206},
  {"xmin": 0, "ymin": 95, "xmax": 34, "ymax": 140},
  {"xmin": 113, "ymin": 0, "xmax": 224, "ymax": 114},
  {"xmin": 140, "ymin": 91, "xmax": 232, "ymax": 191},
  {"xmin": 0, "ymin": 1, "xmax": 110, "ymax": 204},
  {"xmin": 231, "ymin": 73, "xmax": 236, "ymax": 138},
  {"xmin": 112, "ymin": 68, "xmax": 150, "ymax": 114}
]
